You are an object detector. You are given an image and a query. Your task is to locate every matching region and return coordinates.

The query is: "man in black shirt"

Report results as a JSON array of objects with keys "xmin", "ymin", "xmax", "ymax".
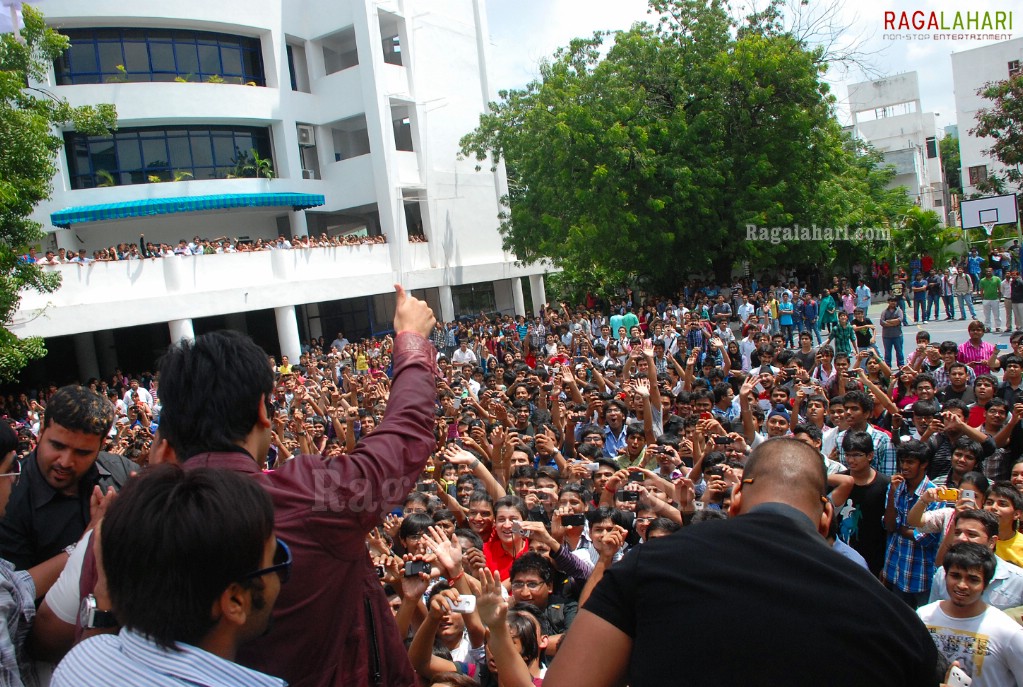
[
  {"xmin": 546, "ymin": 438, "xmax": 939, "ymax": 687},
  {"xmin": 836, "ymin": 431, "xmax": 891, "ymax": 576},
  {"xmin": 0, "ymin": 386, "xmax": 136, "ymax": 571}
]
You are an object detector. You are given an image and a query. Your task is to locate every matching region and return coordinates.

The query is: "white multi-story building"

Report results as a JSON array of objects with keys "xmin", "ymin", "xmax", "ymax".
[
  {"xmin": 952, "ymin": 37, "xmax": 1023, "ymax": 197},
  {"xmin": 846, "ymin": 72, "xmax": 946, "ymax": 221},
  {"xmin": 16, "ymin": 0, "xmax": 547, "ymax": 381}
]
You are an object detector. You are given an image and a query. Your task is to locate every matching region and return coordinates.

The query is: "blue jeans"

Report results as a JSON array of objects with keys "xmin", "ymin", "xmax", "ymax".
[
  {"xmin": 806, "ymin": 322, "xmax": 823, "ymax": 345},
  {"xmin": 898, "ymin": 297, "xmax": 910, "ymax": 325},
  {"xmin": 956, "ymin": 293, "xmax": 977, "ymax": 319},
  {"xmin": 914, "ymin": 299, "xmax": 927, "ymax": 322},
  {"xmin": 926, "ymin": 293, "xmax": 941, "ymax": 320},
  {"xmin": 942, "ymin": 295, "xmax": 955, "ymax": 318},
  {"xmin": 883, "ymin": 335, "xmax": 905, "ymax": 368}
]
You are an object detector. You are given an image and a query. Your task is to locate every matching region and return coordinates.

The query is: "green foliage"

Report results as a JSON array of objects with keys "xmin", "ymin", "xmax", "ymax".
[
  {"xmin": 940, "ymin": 135, "xmax": 962, "ymax": 195},
  {"xmin": 891, "ymin": 206, "xmax": 960, "ymax": 267},
  {"xmin": 459, "ymin": 0, "xmax": 910, "ymax": 291},
  {"xmin": 972, "ymin": 74, "xmax": 1023, "ymax": 193},
  {"xmin": 0, "ymin": 6, "xmax": 116, "ymax": 382}
]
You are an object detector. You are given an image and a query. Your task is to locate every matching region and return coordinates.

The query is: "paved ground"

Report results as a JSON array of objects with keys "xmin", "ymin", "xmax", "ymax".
[{"xmin": 864, "ymin": 298, "xmax": 1012, "ymax": 349}]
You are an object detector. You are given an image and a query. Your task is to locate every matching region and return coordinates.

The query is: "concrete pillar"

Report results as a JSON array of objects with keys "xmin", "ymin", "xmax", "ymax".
[
  {"xmin": 511, "ymin": 276, "xmax": 526, "ymax": 317},
  {"xmin": 169, "ymin": 318, "xmax": 195, "ymax": 343},
  {"xmin": 290, "ymin": 209, "xmax": 309, "ymax": 238},
  {"xmin": 225, "ymin": 312, "xmax": 248, "ymax": 334},
  {"xmin": 95, "ymin": 330, "xmax": 117, "ymax": 378},
  {"xmin": 73, "ymin": 333, "xmax": 100, "ymax": 383},
  {"xmin": 275, "ymin": 305, "xmax": 302, "ymax": 361},
  {"xmin": 529, "ymin": 274, "xmax": 547, "ymax": 316},
  {"xmin": 438, "ymin": 284, "xmax": 455, "ymax": 322},
  {"xmin": 305, "ymin": 303, "xmax": 323, "ymax": 340}
]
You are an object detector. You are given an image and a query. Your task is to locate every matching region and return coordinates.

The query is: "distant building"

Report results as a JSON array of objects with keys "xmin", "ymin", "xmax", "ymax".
[
  {"xmin": 951, "ymin": 37, "xmax": 1023, "ymax": 197},
  {"xmin": 846, "ymin": 72, "xmax": 946, "ymax": 223},
  {"xmin": 943, "ymin": 125, "xmax": 958, "ymax": 139},
  {"xmin": 18, "ymin": 0, "xmax": 546, "ymax": 382}
]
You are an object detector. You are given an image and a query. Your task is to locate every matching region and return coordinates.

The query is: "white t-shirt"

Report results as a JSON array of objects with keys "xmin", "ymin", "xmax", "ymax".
[
  {"xmin": 916, "ymin": 602, "xmax": 1023, "ymax": 687},
  {"xmin": 45, "ymin": 530, "xmax": 92, "ymax": 625}
]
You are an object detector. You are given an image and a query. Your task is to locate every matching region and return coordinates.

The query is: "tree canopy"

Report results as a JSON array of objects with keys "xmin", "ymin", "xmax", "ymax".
[
  {"xmin": 0, "ymin": 7, "xmax": 116, "ymax": 381},
  {"xmin": 972, "ymin": 73, "xmax": 1023, "ymax": 196},
  {"xmin": 460, "ymin": 0, "xmax": 911, "ymax": 293}
]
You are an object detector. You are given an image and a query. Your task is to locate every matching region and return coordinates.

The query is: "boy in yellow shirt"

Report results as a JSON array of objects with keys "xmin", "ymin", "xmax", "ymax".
[{"xmin": 984, "ymin": 483, "xmax": 1023, "ymax": 567}]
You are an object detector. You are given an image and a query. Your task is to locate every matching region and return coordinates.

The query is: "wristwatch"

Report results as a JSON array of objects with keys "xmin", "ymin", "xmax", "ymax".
[{"xmin": 79, "ymin": 594, "xmax": 118, "ymax": 630}]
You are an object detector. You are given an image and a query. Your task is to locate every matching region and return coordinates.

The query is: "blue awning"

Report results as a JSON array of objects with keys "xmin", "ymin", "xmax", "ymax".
[{"xmin": 50, "ymin": 192, "xmax": 326, "ymax": 229}]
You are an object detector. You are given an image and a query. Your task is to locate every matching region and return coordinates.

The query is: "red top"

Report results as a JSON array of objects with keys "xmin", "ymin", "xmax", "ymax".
[
  {"xmin": 189, "ymin": 332, "xmax": 438, "ymax": 687},
  {"xmin": 483, "ymin": 529, "xmax": 528, "ymax": 580}
]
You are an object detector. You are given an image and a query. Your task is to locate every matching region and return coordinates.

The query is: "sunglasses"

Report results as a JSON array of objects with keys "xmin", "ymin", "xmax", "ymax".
[{"xmin": 243, "ymin": 538, "xmax": 292, "ymax": 584}]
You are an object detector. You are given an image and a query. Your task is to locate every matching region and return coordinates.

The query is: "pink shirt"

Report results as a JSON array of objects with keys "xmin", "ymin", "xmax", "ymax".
[{"xmin": 958, "ymin": 339, "xmax": 995, "ymax": 376}]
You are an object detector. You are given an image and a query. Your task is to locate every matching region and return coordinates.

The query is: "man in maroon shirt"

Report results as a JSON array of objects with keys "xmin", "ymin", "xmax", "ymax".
[{"xmin": 155, "ymin": 284, "xmax": 437, "ymax": 687}]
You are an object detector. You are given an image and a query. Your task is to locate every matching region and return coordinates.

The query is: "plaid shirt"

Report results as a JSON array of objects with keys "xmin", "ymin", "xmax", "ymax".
[
  {"xmin": 882, "ymin": 477, "xmax": 942, "ymax": 593},
  {"xmin": 686, "ymin": 328, "xmax": 708, "ymax": 354},
  {"xmin": 836, "ymin": 423, "xmax": 898, "ymax": 476},
  {"xmin": 931, "ymin": 363, "xmax": 975, "ymax": 391}
]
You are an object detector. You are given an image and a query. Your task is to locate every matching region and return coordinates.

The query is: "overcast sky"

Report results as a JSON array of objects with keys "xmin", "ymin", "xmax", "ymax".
[{"xmin": 483, "ymin": 0, "xmax": 1017, "ymax": 134}]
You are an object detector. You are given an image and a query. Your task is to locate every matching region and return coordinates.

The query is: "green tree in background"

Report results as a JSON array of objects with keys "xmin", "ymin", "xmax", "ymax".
[
  {"xmin": 940, "ymin": 134, "xmax": 962, "ymax": 196},
  {"xmin": 972, "ymin": 74, "xmax": 1023, "ymax": 195},
  {"xmin": 891, "ymin": 206, "xmax": 960, "ymax": 268},
  {"xmin": 0, "ymin": 7, "xmax": 116, "ymax": 381},
  {"xmin": 460, "ymin": 0, "xmax": 910, "ymax": 293}
]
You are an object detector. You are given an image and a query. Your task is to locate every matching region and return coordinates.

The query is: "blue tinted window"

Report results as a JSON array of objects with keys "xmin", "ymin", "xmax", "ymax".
[
  {"xmin": 54, "ymin": 28, "xmax": 265, "ymax": 86},
  {"xmin": 64, "ymin": 126, "xmax": 273, "ymax": 189}
]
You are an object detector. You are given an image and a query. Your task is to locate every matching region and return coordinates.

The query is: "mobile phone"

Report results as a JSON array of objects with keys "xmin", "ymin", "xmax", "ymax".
[
  {"xmin": 528, "ymin": 506, "xmax": 546, "ymax": 521},
  {"xmin": 800, "ymin": 386, "xmax": 814, "ymax": 395},
  {"xmin": 713, "ymin": 436, "xmax": 732, "ymax": 445},
  {"xmin": 784, "ymin": 368, "xmax": 797, "ymax": 375},
  {"xmin": 628, "ymin": 472, "xmax": 645, "ymax": 483},
  {"xmin": 961, "ymin": 489, "xmax": 978, "ymax": 503},
  {"xmin": 417, "ymin": 482, "xmax": 437, "ymax": 493},
  {"xmin": 449, "ymin": 595, "xmax": 477, "ymax": 614},
  {"xmin": 700, "ymin": 412, "xmax": 712, "ymax": 421},
  {"xmin": 375, "ymin": 565, "xmax": 386, "ymax": 579},
  {"xmin": 616, "ymin": 490, "xmax": 640, "ymax": 502},
  {"xmin": 404, "ymin": 561, "xmax": 431, "ymax": 577},
  {"xmin": 561, "ymin": 514, "xmax": 585, "ymax": 526},
  {"xmin": 584, "ymin": 462, "xmax": 599, "ymax": 472},
  {"xmin": 936, "ymin": 487, "xmax": 960, "ymax": 502},
  {"xmin": 997, "ymin": 344, "xmax": 1009, "ymax": 350},
  {"xmin": 946, "ymin": 665, "xmax": 972, "ymax": 687}
]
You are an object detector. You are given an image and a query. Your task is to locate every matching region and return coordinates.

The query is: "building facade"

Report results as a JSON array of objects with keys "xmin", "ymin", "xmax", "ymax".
[
  {"xmin": 16, "ymin": 0, "xmax": 547, "ymax": 382},
  {"xmin": 846, "ymin": 72, "xmax": 946, "ymax": 222},
  {"xmin": 951, "ymin": 37, "xmax": 1023, "ymax": 198}
]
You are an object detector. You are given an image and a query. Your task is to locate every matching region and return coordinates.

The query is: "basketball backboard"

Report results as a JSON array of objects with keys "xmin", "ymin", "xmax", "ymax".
[{"xmin": 960, "ymin": 193, "xmax": 1019, "ymax": 230}]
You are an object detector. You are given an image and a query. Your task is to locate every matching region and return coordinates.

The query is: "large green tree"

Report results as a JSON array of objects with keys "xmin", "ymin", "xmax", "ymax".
[
  {"xmin": 0, "ymin": 8, "xmax": 115, "ymax": 381},
  {"xmin": 940, "ymin": 134, "xmax": 962, "ymax": 195},
  {"xmin": 972, "ymin": 73, "xmax": 1023, "ymax": 195},
  {"xmin": 460, "ymin": 0, "xmax": 907, "ymax": 292}
]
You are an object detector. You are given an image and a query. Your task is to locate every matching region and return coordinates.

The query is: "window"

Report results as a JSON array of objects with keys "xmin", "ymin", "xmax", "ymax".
[
  {"xmin": 1010, "ymin": 60, "xmax": 1021, "ymax": 78},
  {"xmin": 382, "ymin": 35, "xmax": 402, "ymax": 66},
  {"xmin": 392, "ymin": 115, "xmax": 413, "ymax": 152},
  {"xmin": 925, "ymin": 136, "xmax": 937, "ymax": 159},
  {"xmin": 968, "ymin": 165, "xmax": 988, "ymax": 187},
  {"xmin": 65, "ymin": 125, "xmax": 273, "ymax": 189},
  {"xmin": 54, "ymin": 28, "xmax": 265, "ymax": 85}
]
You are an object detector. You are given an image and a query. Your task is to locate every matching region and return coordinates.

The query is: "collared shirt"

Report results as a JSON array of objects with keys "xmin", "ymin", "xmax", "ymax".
[
  {"xmin": 958, "ymin": 340, "xmax": 996, "ymax": 377},
  {"xmin": 930, "ymin": 556, "xmax": 1023, "ymax": 610},
  {"xmin": 931, "ymin": 364, "xmax": 976, "ymax": 391},
  {"xmin": 882, "ymin": 477, "xmax": 941, "ymax": 593},
  {"xmin": 0, "ymin": 559, "xmax": 36, "ymax": 687},
  {"xmin": 836, "ymin": 424, "xmax": 898, "ymax": 476},
  {"xmin": 52, "ymin": 629, "xmax": 285, "ymax": 687},
  {"xmin": 0, "ymin": 453, "xmax": 108, "ymax": 570},
  {"xmin": 603, "ymin": 424, "xmax": 627, "ymax": 458}
]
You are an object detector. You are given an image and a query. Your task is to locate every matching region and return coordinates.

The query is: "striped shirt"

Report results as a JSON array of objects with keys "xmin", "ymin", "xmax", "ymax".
[
  {"xmin": 52, "ymin": 629, "xmax": 286, "ymax": 687},
  {"xmin": 882, "ymin": 477, "xmax": 941, "ymax": 594},
  {"xmin": 958, "ymin": 340, "xmax": 996, "ymax": 376}
]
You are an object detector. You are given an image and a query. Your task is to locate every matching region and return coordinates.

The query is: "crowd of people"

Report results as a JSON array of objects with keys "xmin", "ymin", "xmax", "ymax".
[
  {"xmin": 2, "ymin": 270, "xmax": 1023, "ymax": 685},
  {"xmin": 22, "ymin": 231, "xmax": 395, "ymax": 266}
]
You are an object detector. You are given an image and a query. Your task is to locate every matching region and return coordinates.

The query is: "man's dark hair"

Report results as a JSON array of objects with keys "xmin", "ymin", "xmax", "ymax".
[
  {"xmin": 454, "ymin": 528, "xmax": 483, "ymax": 551},
  {"xmin": 942, "ymin": 542, "xmax": 996, "ymax": 586},
  {"xmin": 399, "ymin": 513, "xmax": 434, "ymax": 540},
  {"xmin": 494, "ymin": 495, "xmax": 528, "ymax": 519},
  {"xmin": 988, "ymin": 482, "xmax": 1023, "ymax": 513},
  {"xmin": 913, "ymin": 373, "xmax": 936, "ymax": 390},
  {"xmin": 646, "ymin": 517, "xmax": 681, "ymax": 538},
  {"xmin": 510, "ymin": 552, "xmax": 554, "ymax": 585},
  {"xmin": 102, "ymin": 465, "xmax": 274, "ymax": 649},
  {"xmin": 955, "ymin": 509, "xmax": 999, "ymax": 539},
  {"xmin": 912, "ymin": 399, "xmax": 941, "ymax": 419},
  {"xmin": 938, "ymin": 341, "xmax": 958, "ymax": 355},
  {"xmin": 158, "ymin": 331, "xmax": 274, "ymax": 460},
  {"xmin": 942, "ymin": 399, "xmax": 970, "ymax": 416},
  {"xmin": 586, "ymin": 506, "xmax": 628, "ymax": 529},
  {"xmin": 841, "ymin": 430, "xmax": 874, "ymax": 455},
  {"xmin": 792, "ymin": 423, "xmax": 823, "ymax": 444},
  {"xmin": 0, "ymin": 420, "xmax": 17, "ymax": 457},
  {"xmin": 953, "ymin": 435, "xmax": 984, "ymax": 464},
  {"xmin": 896, "ymin": 439, "xmax": 931, "ymax": 464},
  {"xmin": 712, "ymin": 383, "xmax": 732, "ymax": 404},
  {"xmin": 624, "ymin": 422, "xmax": 645, "ymax": 439},
  {"xmin": 842, "ymin": 390, "xmax": 874, "ymax": 413},
  {"xmin": 43, "ymin": 385, "xmax": 115, "ymax": 438},
  {"xmin": 560, "ymin": 482, "xmax": 593, "ymax": 505},
  {"xmin": 1003, "ymin": 354, "xmax": 1023, "ymax": 369}
]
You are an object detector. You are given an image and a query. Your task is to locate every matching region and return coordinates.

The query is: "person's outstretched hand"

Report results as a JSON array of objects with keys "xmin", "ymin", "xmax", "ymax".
[{"xmin": 393, "ymin": 284, "xmax": 436, "ymax": 338}]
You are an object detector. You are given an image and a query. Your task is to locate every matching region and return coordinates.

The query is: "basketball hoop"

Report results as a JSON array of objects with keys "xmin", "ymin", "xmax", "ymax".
[{"xmin": 982, "ymin": 221, "xmax": 996, "ymax": 236}]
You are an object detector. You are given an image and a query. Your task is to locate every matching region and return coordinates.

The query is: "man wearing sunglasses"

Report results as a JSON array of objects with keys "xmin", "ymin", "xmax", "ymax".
[{"xmin": 52, "ymin": 466, "xmax": 289, "ymax": 686}]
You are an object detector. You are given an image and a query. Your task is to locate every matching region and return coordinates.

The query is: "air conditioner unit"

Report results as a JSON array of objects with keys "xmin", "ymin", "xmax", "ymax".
[
  {"xmin": 297, "ymin": 124, "xmax": 315, "ymax": 147},
  {"xmin": 302, "ymin": 169, "xmax": 317, "ymax": 180}
]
